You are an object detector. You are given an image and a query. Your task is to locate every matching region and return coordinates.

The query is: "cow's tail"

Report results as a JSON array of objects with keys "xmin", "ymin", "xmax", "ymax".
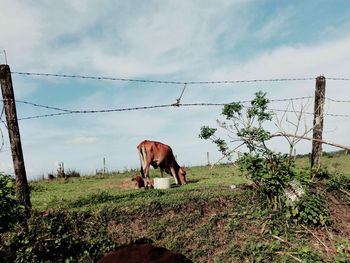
[{"xmin": 138, "ymin": 144, "xmax": 146, "ymax": 178}]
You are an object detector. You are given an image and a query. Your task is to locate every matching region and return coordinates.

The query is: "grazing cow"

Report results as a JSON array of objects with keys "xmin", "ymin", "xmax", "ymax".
[
  {"xmin": 137, "ymin": 140, "xmax": 186, "ymax": 185},
  {"xmin": 98, "ymin": 243, "xmax": 192, "ymax": 263}
]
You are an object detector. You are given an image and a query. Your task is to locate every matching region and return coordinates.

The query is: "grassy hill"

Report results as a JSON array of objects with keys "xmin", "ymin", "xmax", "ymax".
[{"xmin": 2, "ymin": 154, "xmax": 350, "ymax": 262}]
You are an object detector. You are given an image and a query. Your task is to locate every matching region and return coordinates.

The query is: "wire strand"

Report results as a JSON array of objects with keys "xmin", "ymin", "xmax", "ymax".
[
  {"xmin": 15, "ymin": 102, "xmax": 350, "ymax": 121},
  {"xmin": 10, "ymin": 96, "xmax": 314, "ymax": 112},
  {"xmin": 11, "ymin": 71, "xmax": 315, "ymax": 85},
  {"xmin": 326, "ymin": 77, "xmax": 350, "ymax": 81},
  {"xmin": 326, "ymin": 97, "xmax": 350, "ymax": 103},
  {"xmin": 1, "ymin": 96, "xmax": 349, "ymax": 121}
]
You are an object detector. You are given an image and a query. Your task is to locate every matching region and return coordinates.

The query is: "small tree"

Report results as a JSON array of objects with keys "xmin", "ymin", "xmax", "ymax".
[{"xmin": 199, "ymin": 91, "xmax": 297, "ymax": 204}]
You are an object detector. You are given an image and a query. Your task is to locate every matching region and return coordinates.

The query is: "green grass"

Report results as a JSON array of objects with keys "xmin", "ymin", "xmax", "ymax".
[
  {"xmin": 295, "ymin": 152, "xmax": 350, "ymax": 176},
  {"xmin": 30, "ymin": 164, "xmax": 247, "ymax": 211},
  {"xmin": 30, "ymin": 154, "xmax": 350, "ymax": 212}
]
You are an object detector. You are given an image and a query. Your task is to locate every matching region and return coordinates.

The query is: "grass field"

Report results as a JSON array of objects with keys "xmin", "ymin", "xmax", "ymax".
[
  {"xmin": 30, "ymin": 164, "xmax": 248, "ymax": 211},
  {"xmin": 8, "ymin": 154, "xmax": 350, "ymax": 262}
]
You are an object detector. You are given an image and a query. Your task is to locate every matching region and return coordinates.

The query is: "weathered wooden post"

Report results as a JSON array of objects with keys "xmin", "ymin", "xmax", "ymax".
[
  {"xmin": 103, "ymin": 157, "xmax": 106, "ymax": 174},
  {"xmin": 311, "ymin": 76, "xmax": 326, "ymax": 169},
  {"xmin": 0, "ymin": 64, "xmax": 31, "ymax": 212}
]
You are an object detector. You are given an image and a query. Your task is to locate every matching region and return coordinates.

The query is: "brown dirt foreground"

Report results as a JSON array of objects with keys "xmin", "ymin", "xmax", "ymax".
[
  {"xmin": 327, "ymin": 192, "xmax": 350, "ymax": 237},
  {"xmin": 103, "ymin": 188, "xmax": 350, "ymax": 262}
]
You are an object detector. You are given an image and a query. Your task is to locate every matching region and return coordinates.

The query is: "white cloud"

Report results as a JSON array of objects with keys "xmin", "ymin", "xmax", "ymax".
[
  {"xmin": 211, "ymin": 37, "xmax": 350, "ymax": 80},
  {"xmin": 0, "ymin": 0, "xmax": 43, "ymax": 59},
  {"xmin": 254, "ymin": 11, "xmax": 292, "ymax": 42},
  {"xmin": 66, "ymin": 136, "xmax": 97, "ymax": 145}
]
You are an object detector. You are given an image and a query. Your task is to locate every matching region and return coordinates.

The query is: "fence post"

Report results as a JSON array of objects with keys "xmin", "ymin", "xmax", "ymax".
[
  {"xmin": 0, "ymin": 64, "xmax": 31, "ymax": 213},
  {"xmin": 311, "ymin": 76, "xmax": 326, "ymax": 169},
  {"xmin": 207, "ymin": 152, "xmax": 210, "ymax": 166},
  {"xmin": 103, "ymin": 157, "xmax": 106, "ymax": 174}
]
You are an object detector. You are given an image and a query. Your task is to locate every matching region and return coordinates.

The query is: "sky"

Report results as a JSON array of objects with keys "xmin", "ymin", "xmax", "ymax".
[{"xmin": 1, "ymin": 0, "xmax": 350, "ymax": 180}]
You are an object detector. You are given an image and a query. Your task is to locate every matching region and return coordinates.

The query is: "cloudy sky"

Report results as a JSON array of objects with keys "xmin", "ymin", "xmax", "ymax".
[{"xmin": 1, "ymin": 0, "xmax": 350, "ymax": 180}]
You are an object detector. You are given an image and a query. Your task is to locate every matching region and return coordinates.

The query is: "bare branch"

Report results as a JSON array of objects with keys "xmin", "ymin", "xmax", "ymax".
[
  {"xmin": 272, "ymin": 133, "xmax": 350, "ymax": 151},
  {"xmin": 211, "ymin": 142, "xmax": 245, "ymax": 168}
]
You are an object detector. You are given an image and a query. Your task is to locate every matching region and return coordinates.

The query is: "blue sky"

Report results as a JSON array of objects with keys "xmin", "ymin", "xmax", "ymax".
[{"xmin": 1, "ymin": 0, "xmax": 350, "ymax": 179}]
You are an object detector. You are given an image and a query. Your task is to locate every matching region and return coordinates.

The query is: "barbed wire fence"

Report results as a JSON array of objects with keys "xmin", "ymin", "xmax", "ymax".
[
  {"xmin": 0, "ymin": 70, "xmax": 349, "ymax": 146},
  {"xmin": 0, "ymin": 68, "xmax": 350, "ymax": 171},
  {"xmin": 0, "ymin": 71, "xmax": 348, "ymax": 120},
  {"xmin": 0, "ymin": 96, "xmax": 348, "ymax": 122},
  {"xmin": 0, "ymin": 71, "xmax": 348, "ymax": 128}
]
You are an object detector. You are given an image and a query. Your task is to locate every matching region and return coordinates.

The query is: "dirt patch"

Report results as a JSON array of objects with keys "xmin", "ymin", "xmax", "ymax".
[
  {"xmin": 327, "ymin": 192, "xmax": 350, "ymax": 237},
  {"xmin": 91, "ymin": 178, "xmax": 135, "ymax": 191},
  {"xmin": 300, "ymin": 192, "xmax": 350, "ymax": 257},
  {"xmin": 104, "ymin": 189, "xmax": 350, "ymax": 262},
  {"xmin": 108, "ymin": 218, "xmax": 149, "ymax": 245}
]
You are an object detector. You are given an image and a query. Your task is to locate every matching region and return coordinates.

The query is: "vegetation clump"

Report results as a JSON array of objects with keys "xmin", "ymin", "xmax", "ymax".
[
  {"xmin": 0, "ymin": 173, "xmax": 23, "ymax": 233},
  {"xmin": 199, "ymin": 91, "xmax": 332, "ymax": 226}
]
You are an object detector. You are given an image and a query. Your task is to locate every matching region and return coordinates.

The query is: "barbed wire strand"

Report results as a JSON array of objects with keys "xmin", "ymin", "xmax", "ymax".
[
  {"xmin": 9, "ymin": 96, "xmax": 314, "ymax": 113},
  {"xmin": 326, "ymin": 77, "xmax": 350, "ymax": 81},
  {"xmin": 326, "ymin": 97, "xmax": 350, "ymax": 103},
  {"xmin": 15, "ymin": 102, "xmax": 350, "ymax": 121},
  {"xmin": 5, "ymin": 97, "xmax": 350, "ymax": 115},
  {"xmin": 11, "ymin": 71, "xmax": 315, "ymax": 85},
  {"xmin": 0, "ymin": 96, "xmax": 348, "ymax": 121},
  {"xmin": 14, "ymin": 100, "xmax": 72, "ymax": 112}
]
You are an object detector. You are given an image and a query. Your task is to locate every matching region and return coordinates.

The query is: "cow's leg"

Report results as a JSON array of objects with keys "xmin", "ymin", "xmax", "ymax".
[
  {"xmin": 143, "ymin": 163, "xmax": 152, "ymax": 189},
  {"xmin": 170, "ymin": 167, "xmax": 179, "ymax": 185},
  {"xmin": 160, "ymin": 168, "xmax": 164, "ymax": 177},
  {"xmin": 139, "ymin": 145, "xmax": 153, "ymax": 189}
]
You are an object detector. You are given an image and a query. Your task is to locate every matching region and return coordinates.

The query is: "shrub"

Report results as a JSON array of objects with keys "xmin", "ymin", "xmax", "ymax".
[
  {"xmin": 237, "ymin": 152, "xmax": 296, "ymax": 201},
  {"xmin": 286, "ymin": 191, "xmax": 330, "ymax": 226},
  {"xmin": 2, "ymin": 209, "xmax": 115, "ymax": 262},
  {"xmin": 326, "ymin": 174, "xmax": 350, "ymax": 192},
  {"xmin": 65, "ymin": 169, "xmax": 80, "ymax": 178},
  {"xmin": 0, "ymin": 173, "xmax": 22, "ymax": 233},
  {"xmin": 312, "ymin": 165, "xmax": 331, "ymax": 179}
]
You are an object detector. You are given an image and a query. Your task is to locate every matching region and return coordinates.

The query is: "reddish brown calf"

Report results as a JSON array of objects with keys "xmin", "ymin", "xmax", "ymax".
[{"xmin": 132, "ymin": 175, "xmax": 153, "ymax": 189}]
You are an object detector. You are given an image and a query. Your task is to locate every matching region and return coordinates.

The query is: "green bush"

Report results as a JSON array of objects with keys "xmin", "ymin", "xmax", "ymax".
[
  {"xmin": 0, "ymin": 173, "xmax": 22, "ymax": 233},
  {"xmin": 312, "ymin": 165, "xmax": 331, "ymax": 179},
  {"xmin": 2, "ymin": 209, "xmax": 116, "ymax": 262},
  {"xmin": 287, "ymin": 191, "xmax": 330, "ymax": 226},
  {"xmin": 326, "ymin": 174, "xmax": 350, "ymax": 192},
  {"xmin": 334, "ymin": 240, "xmax": 350, "ymax": 263},
  {"xmin": 237, "ymin": 152, "xmax": 296, "ymax": 200},
  {"xmin": 297, "ymin": 246, "xmax": 324, "ymax": 262}
]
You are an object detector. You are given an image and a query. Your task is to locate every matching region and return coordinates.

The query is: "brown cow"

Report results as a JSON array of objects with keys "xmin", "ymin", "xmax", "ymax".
[{"xmin": 137, "ymin": 140, "xmax": 186, "ymax": 185}]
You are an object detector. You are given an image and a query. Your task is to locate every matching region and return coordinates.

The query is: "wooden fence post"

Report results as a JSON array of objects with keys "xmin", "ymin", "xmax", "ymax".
[
  {"xmin": 103, "ymin": 157, "xmax": 106, "ymax": 174},
  {"xmin": 0, "ymin": 64, "xmax": 31, "ymax": 212},
  {"xmin": 311, "ymin": 76, "xmax": 326, "ymax": 169}
]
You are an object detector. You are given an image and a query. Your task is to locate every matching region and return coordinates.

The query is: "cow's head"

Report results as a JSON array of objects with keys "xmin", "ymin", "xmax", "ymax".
[
  {"xmin": 132, "ymin": 175, "xmax": 145, "ymax": 189},
  {"xmin": 178, "ymin": 167, "xmax": 187, "ymax": 185}
]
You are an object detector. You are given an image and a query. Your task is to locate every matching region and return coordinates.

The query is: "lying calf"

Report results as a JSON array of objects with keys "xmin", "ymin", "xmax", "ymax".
[{"xmin": 132, "ymin": 175, "xmax": 153, "ymax": 189}]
